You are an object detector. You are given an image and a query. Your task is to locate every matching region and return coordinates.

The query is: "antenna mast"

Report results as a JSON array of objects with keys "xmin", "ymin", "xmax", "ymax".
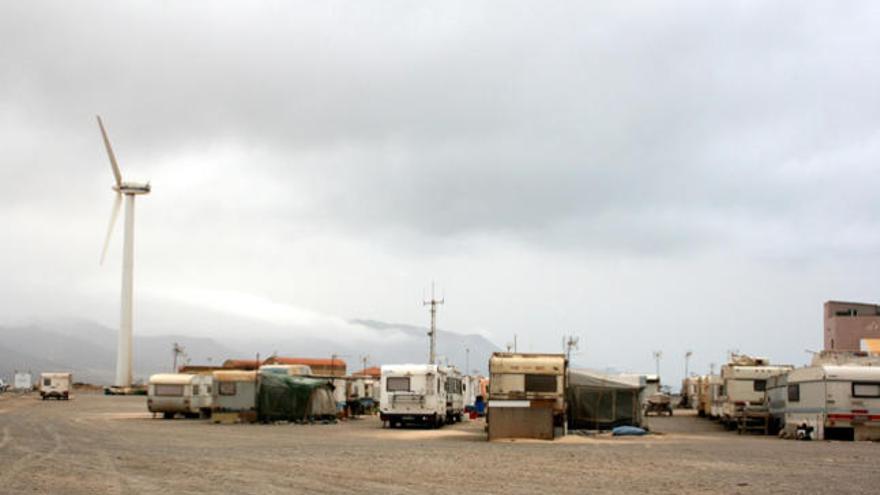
[
  {"xmin": 423, "ymin": 281, "xmax": 445, "ymax": 365},
  {"xmin": 564, "ymin": 335, "xmax": 579, "ymax": 362},
  {"xmin": 172, "ymin": 342, "xmax": 186, "ymax": 372}
]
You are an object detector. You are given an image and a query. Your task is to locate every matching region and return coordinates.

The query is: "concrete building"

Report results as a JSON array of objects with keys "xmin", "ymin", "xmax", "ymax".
[{"xmin": 824, "ymin": 301, "xmax": 880, "ymax": 352}]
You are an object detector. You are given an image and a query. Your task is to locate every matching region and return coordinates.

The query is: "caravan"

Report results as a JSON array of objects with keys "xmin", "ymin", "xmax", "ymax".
[
  {"xmin": 784, "ymin": 364, "xmax": 880, "ymax": 441},
  {"xmin": 147, "ymin": 373, "xmax": 213, "ymax": 419},
  {"xmin": 379, "ymin": 364, "xmax": 459, "ymax": 428},
  {"xmin": 39, "ymin": 373, "xmax": 72, "ymax": 400},
  {"xmin": 718, "ymin": 355, "xmax": 792, "ymax": 427}
]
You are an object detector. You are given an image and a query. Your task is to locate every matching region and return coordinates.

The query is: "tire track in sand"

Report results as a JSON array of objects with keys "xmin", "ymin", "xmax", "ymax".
[{"xmin": 0, "ymin": 424, "xmax": 64, "ymax": 486}]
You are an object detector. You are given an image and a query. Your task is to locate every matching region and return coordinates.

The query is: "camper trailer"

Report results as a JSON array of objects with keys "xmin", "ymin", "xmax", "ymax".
[
  {"xmin": 680, "ymin": 377, "xmax": 699, "ymax": 409},
  {"xmin": 147, "ymin": 373, "xmax": 213, "ymax": 419},
  {"xmin": 379, "ymin": 364, "xmax": 456, "ymax": 428},
  {"xmin": 784, "ymin": 365, "xmax": 880, "ymax": 441},
  {"xmin": 697, "ymin": 374, "xmax": 723, "ymax": 418},
  {"xmin": 487, "ymin": 353, "xmax": 566, "ymax": 440},
  {"xmin": 719, "ymin": 355, "xmax": 792, "ymax": 427},
  {"xmin": 212, "ymin": 370, "xmax": 258, "ymax": 423},
  {"xmin": 765, "ymin": 373, "xmax": 789, "ymax": 434},
  {"xmin": 39, "ymin": 373, "xmax": 72, "ymax": 400}
]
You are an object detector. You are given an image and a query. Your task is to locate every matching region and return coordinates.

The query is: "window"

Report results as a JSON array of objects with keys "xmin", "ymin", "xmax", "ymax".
[
  {"xmin": 787, "ymin": 384, "xmax": 800, "ymax": 402},
  {"xmin": 219, "ymin": 382, "xmax": 237, "ymax": 396},
  {"xmin": 852, "ymin": 382, "xmax": 880, "ymax": 398},
  {"xmin": 206, "ymin": 385, "xmax": 212, "ymax": 394},
  {"xmin": 525, "ymin": 374, "xmax": 557, "ymax": 393},
  {"xmin": 192, "ymin": 385, "xmax": 200, "ymax": 395},
  {"xmin": 154, "ymin": 384, "xmax": 184, "ymax": 397},
  {"xmin": 43, "ymin": 378, "xmax": 51, "ymax": 386},
  {"xmin": 753, "ymin": 380, "xmax": 766, "ymax": 392},
  {"xmin": 386, "ymin": 377, "xmax": 410, "ymax": 392}
]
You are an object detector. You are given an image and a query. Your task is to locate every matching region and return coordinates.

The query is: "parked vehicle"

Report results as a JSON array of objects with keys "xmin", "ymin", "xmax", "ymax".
[
  {"xmin": 765, "ymin": 373, "xmax": 789, "ymax": 434},
  {"xmin": 147, "ymin": 373, "xmax": 213, "ymax": 419},
  {"xmin": 212, "ymin": 370, "xmax": 258, "ymax": 419},
  {"xmin": 39, "ymin": 373, "xmax": 72, "ymax": 400},
  {"xmin": 445, "ymin": 368, "xmax": 464, "ymax": 423},
  {"xmin": 488, "ymin": 353, "xmax": 567, "ymax": 440},
  {"xmin": 784, "ymin": 364, "xmax": 880, "ymax": 441},
  {"xmin": 379, "ymin": 364, "xmax": 455, "ymax": 428},
  {"xmin": 644, "ymin": 393, "xmax": 673, "ymax": 416},
  {"xmin": 718, "ymin": 355, "xmax": 792, "ymax": 428}
]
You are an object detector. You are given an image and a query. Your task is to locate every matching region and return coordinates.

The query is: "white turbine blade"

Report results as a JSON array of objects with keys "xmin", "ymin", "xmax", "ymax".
[
  {"xmin": 96, "ymin": 115, "xmax": 123, "ymax": 187},
  {"xmin": 100, "ymin": 192, "xmax": 123, "ymax": 265}
]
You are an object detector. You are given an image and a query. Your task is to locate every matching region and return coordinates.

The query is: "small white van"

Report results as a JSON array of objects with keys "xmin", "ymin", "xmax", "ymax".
[{"xmin": 39, "ymin": 373, "xmax": 72, "ymax": 400}]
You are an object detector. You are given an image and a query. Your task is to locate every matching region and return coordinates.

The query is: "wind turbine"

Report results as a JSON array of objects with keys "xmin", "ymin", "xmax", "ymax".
[{"xmin": 97, "ymin": 116, "xmax": 151, "ymax": 389}]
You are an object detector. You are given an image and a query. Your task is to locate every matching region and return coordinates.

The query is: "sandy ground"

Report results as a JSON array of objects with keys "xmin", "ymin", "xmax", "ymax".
[{"xmin": 0, "ymin": 393, "xmax": 878, "ymax": 494}]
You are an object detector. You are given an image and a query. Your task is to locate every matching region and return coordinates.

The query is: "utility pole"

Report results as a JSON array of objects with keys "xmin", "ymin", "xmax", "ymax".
[
  {"xmin": 465, "ymin": 347, "xmax": 470, "ymax": 376},
  {"xmin": 361, "ymin": 354, "xmax": 369, "ymax": 374},
  {"xmin": 423, "ymin": 281, "xmax": 444, "ymax": 365},
  {"xmin": 684, "ymin": 350, "xmax": 693, "ymax": 378},
  {"xmin": 653, "ymin": 350, "xmax": 662, "ymax": 378},
  {"xmin": 513, "ymin": 334, "xmax": 518, "ymax": 353}
]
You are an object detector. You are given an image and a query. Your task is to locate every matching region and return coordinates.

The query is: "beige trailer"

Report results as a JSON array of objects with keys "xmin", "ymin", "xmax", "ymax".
[
  {"xmin": 698, "ymin": 374, "xmax": 723, "ymax": 418},
  {"xmin": 212, "ymin": 370, "xmax": 258, "ymax": 423},
  {"xmin": 39, "ymin": 372, "xmax": 72, "ymax": 400},
  {"xmin": 147, "ymin": 373, "xmax": 213, "ymax": 419},
  {"xmin": 719, "ymin": 355, "xmax": 792, "ymax": 429},
  {"xmin": 487, "ymin": 353, "xmax": 566, "ymax": 441}
]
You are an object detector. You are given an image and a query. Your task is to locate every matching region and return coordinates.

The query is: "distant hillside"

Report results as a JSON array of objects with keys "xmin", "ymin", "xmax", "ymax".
[{"xmin": 0, "ymin": 318, "xmax": 500, "ymax": 384}]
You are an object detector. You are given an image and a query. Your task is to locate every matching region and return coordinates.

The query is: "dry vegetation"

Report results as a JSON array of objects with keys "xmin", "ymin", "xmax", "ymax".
[{"xmin": 0, "ymin": 393, "xmax": 877, "ymax": 494}]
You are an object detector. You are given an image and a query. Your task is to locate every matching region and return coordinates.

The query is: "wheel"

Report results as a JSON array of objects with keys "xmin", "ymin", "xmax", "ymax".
[
  {"xmin": 162, "ymin": 412, "xmax": 174, "ymax": 420},
  {"xmin": 668, "ymin": 409, "xmax": 673, "ymax": 416}
]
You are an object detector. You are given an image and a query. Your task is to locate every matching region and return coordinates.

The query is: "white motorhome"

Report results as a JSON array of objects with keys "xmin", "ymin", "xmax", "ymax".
[
  {"xmin": 718, "ymin": 356, "xmax": 792, "ymax": 427},
  {"xmin": 444, "ymin": 367, "xmax": 464, "ymax": 423},
  {"xmin": 784, "ymin": 365, "xmax": 880, "ymax": 441},
  {"xmin": 39, "ymin": 372, "xmax": 72, "ymax": 400},
  {"xmin": 380, "ymin": 364, "xmax": 457, "ymax": 428},
  {"xmin": 147, "ymin": 373, "xmax": 213, "ymax": 419},
  {"xmin": 463, "ymin": 375, "xmax": 481, "ymax": 412}
]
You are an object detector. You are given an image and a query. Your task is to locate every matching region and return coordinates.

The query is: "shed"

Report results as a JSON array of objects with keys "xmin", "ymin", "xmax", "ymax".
[{"xmin": 567, "ymin": 369, "xmax": 645, "ymax": 430}]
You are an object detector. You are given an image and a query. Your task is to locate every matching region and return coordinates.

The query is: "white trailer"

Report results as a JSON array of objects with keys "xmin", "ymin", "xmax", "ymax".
[
  {"xmin": 147, "ymin": 373, "xmax": 213, "ymax": 419},
  {"xmin": 13, "ymin": 371, "xmax": 33, "ymax": 391},
  {"xmin": 784, "ymin": 365, "xmax": 880, "ymax": 441},
  {"xmin": 444, "ymin": 367, "xmax": 464, "ymax": 423},
  {"xmin": 718, "ymin": 357, "xmax": 792, "ymax": 427},
  {"xmin": 39, "ymin": 373, "xmax": 72, "ymax": 400},
  {"xmin": 380, "ymin": 364, "xmax": 454, "ymax": 428}
]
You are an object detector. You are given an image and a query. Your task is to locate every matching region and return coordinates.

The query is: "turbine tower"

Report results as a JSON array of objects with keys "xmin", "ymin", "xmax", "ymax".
[{"xmin": 97, "ymin": 116, "xmax": 151, "ymax": 389}]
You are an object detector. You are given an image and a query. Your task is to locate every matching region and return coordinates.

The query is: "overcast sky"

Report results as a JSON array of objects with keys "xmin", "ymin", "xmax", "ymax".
[{"xmin": 2, "ymin": 1, "xmax": 879, "ymax": 384}]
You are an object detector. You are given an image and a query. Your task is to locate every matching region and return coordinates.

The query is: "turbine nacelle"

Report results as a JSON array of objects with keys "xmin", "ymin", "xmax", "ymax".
[{"xmin": 114, "ymin": 182, "xmax": 151, "ymax": 195}]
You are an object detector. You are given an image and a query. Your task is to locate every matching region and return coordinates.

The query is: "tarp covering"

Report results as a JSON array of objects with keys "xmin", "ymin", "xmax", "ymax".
[
  {"xmin": 567, "ymin": 369, "xmax": 645, "ymax": 430},
  {"xmin": 257, "ymin": 374, "xmax": 336, "ymax": 422}
]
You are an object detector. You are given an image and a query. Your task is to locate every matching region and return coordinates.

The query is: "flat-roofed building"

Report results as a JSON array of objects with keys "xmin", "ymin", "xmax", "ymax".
[{"xmin": 824, "ymin": 301, "xmax": 880, "ymax": 352}]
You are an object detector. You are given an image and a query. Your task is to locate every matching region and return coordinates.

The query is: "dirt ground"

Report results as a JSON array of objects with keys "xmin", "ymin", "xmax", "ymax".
[{"xmin": 1, "ymin": 393, "xmax": 878, "ymax": 494}]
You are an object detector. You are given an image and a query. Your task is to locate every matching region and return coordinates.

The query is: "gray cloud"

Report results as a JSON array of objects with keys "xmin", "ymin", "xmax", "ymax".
[{"xmin": 2, "ymin": 1, "xmax": 880, "ymax": 386}]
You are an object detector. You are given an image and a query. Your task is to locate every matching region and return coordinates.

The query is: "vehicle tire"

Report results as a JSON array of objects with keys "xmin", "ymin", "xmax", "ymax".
[
  {"xmin": 163, "ymin": 412, "xmax": 174, "ymax": 420},
  {"xmin": 669, "ymin": 409, "xmax": 673, "ymax": 416}
]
